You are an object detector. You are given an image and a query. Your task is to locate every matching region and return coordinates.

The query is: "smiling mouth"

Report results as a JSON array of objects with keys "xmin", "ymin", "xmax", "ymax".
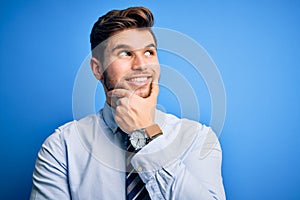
[{"xmin": 125, "ymin": 76, "xmax": 151, "ymax": 87}]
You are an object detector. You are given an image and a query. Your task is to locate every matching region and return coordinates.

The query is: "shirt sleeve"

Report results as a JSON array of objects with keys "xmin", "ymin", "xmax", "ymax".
[
  {"xmin": 131, "ymin": 126, "xmax": 226, "ymax": 200},
  {"xmin": 30, "ymin": 129, "xmax": 71, "ymax": 200}
]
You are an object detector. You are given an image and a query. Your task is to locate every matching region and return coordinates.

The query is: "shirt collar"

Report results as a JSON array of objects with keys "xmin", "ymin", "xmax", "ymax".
[{"xmin": 101, "ymin": 103, "xmax": 119, "ymax": 134}]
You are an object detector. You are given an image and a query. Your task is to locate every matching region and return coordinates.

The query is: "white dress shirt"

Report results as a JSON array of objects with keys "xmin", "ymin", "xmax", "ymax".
[{"xmin": 30, "ymin": 103, "xmax": 226, "ymax": 199}]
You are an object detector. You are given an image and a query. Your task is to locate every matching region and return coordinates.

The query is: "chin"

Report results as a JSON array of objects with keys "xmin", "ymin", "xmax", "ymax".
[{"xmin": 134, "ymin": 85, "xmax": 151, "ymax": 98}]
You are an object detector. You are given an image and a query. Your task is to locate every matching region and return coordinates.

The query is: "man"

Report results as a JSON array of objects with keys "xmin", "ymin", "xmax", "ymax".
[{"xmin": 30, "ymin": 6, "xmax": 226, "ymax": 200}]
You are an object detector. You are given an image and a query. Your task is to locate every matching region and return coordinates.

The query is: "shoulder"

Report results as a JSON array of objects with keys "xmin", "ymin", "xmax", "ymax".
[
  {"xmin": 155, "ymin": 109, "xmax": 220, "ymax": 152},
  {"xmin": 42, "ymin": 114, "xmax": 99, "ymax": 149},
  {"xmin": 155, "ymin": 109, "xmax": 208, "ymax": 134}
]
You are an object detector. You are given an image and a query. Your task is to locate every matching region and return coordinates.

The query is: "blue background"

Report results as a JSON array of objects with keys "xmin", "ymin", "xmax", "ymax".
[{"xmin": 1, "ymin": 0, "xmax": 300, "ymax": 199}]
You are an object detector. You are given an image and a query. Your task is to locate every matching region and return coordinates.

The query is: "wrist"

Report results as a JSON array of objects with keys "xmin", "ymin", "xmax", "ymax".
[
  {"xmin": 129, "ymin": 124, "xmax": 163, "ymax": 150},
  {"xmin": 144, "ymin": 124, "xmax": 163, "ymax": 138}
]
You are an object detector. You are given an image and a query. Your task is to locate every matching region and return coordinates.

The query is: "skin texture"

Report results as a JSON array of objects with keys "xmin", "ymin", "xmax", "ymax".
[{"xmin": 90, "ymin": 28, "xmax": 160, "ymax": 133}]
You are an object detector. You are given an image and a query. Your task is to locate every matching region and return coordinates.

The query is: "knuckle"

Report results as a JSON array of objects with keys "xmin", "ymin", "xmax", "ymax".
[
  {"xmin": 115, "ymin": 106, "xmax": 121, "ymax": 113},
  {"xmin": 119, "ymin": 98, "xmax": 126, "ymax": 105},
  {"xmin": 114, "ymin": 115, "xmax": 122, "ymax": 123}
]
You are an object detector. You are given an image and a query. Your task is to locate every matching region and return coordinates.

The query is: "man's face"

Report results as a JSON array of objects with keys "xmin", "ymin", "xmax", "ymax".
[{"xmin": 101, "ymin": 28, "xmax": 160, "ymax": 98}]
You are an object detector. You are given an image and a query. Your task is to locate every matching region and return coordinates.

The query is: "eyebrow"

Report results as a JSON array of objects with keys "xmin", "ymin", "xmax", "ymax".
[{"xmin": 111, "ymin": 43, "xmax": 157, "ymax": 53}]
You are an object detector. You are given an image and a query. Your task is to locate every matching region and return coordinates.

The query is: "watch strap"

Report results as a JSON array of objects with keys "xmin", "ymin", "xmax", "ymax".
[{"xmin": 145, "ymin": 124, "xmax": 163, "ymax": 138}]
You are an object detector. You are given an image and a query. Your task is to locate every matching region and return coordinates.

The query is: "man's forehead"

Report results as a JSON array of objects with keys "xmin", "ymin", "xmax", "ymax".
[{"xmin": 106, "ymin": 29, "xmax": 156, "ymax": 51}]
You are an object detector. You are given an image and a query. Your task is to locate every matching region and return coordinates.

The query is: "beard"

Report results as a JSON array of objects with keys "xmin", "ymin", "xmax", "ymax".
[
  {"xmin": 103, "ymin": 71, "xmax": 117, "ymax": 91},
  {"xmin": 103, "ymin": 71, "xmax": 152, "ymax": 98}
]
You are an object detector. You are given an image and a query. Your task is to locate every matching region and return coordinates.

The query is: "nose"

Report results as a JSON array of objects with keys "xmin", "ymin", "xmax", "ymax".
[{"xmin": 132, "ymin": 53, "xmax": 146, "ymax": 70}]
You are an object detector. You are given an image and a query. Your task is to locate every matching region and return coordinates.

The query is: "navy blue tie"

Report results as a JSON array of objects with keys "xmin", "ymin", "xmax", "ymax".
[{"xmin": 125, "ymin": 135, "xmax": 150, "ymax": 200}]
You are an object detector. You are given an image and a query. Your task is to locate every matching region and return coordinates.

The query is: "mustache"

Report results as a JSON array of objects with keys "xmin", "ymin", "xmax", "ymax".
[{"xmin": 103, "ymin": 67, "xmax": 157, "ymax": 91}]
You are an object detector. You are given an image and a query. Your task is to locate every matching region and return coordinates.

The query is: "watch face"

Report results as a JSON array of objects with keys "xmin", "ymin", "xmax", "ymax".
[{"xmin": 130, "ymin": 130, "xmax": 147, "ymax": 150}]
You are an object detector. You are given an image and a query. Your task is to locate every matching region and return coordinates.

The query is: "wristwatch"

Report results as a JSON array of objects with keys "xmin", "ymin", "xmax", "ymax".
[{"xmin": 129, "ymin": 124, "xmax": 163, "ymax": 150}]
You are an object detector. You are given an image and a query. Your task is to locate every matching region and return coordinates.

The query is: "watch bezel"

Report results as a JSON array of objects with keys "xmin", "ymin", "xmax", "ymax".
[{"xmin": 129, "ymin": 129, "xmax": 147, "ymax": 150}]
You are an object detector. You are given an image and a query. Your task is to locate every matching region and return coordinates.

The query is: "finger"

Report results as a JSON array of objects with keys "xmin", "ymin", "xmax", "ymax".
[
  {"xmin": 152, "ymin": 71, "xmax": 160, "ymax": 84},
  {"xmin": 110, "ymin": 97, "xmax": 118, "ymax": 108},
  {"xmin": 114, "ymin": 106, "xmax": 133, "ymax": 133},
  {"xmin": 110, "ymin": 96, "xmax": 129, "ymax": 109},
  {"xmin": 108, "ymin": 88, "xmax": 133, "ymax": 98},
  {"xmin": 108, "ymin": 89, "xmax": 132, "ymax": 108},
  {"xmin": 117, "ymin": 97, "xmax": 129, "ymax": 106},
  {"xmin": 149, "ymin": 81, "xmax": 159, "ymax": 101}
]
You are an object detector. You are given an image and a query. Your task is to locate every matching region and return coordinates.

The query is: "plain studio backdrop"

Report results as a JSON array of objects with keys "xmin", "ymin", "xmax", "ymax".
[{"xmin": 0, "ymin": 0, "xmax": 299, "ymax": 199}]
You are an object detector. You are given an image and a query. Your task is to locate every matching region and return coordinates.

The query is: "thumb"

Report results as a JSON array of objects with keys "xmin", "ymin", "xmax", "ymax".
[{"xmin": 149, "ymin": 81, "xmax": 159, "ymax": 102}]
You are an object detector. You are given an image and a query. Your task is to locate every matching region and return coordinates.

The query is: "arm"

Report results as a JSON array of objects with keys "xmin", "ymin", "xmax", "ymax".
[
  {"xmin": 131, "ymin": 127, "xmax": 226, "ymax": 200},
  {"xmin": 110, "ymin": 83, "xmax": 225, "ymax": 199},
  {"xmin": 30, "ymin": 130, "xmax": 71, "ymax": 200}
]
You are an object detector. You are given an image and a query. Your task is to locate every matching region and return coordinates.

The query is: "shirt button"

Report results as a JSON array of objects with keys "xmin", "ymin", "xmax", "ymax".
[{"xmin": 137, "ymin": 166, "xmax": 143, "ymax": 172}]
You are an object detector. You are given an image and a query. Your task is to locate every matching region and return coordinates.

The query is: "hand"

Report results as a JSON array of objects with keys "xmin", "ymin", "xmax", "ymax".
[{"xmin": 108, "ymin": 82, "xmax": 159, "ymax": 134}]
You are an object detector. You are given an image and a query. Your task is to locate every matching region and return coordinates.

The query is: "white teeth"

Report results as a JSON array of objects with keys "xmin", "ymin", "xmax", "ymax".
[{"xmin": 128, "ymin": 77, "xmax": 148, "ymax": 82}]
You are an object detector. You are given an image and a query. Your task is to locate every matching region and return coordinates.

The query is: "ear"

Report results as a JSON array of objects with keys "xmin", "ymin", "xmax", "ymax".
[{"xmin": 90, "ymin": 57, "xmax": 104, "ymax": 80}]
